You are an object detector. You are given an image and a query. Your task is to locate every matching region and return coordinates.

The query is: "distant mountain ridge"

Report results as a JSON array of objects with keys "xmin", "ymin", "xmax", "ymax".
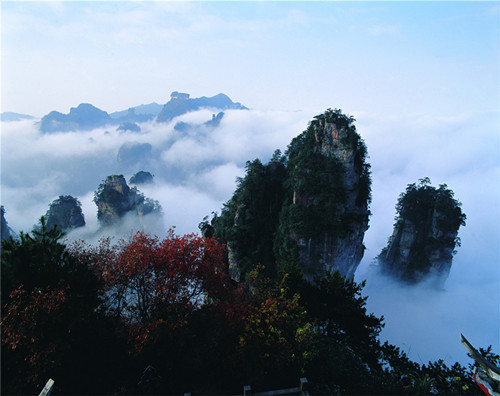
[
  {"xmin": 109, "ymin": 103, "xmax": 164, "ymax": 121},
  {"xmin": 1, "ymin": 112, "xmax": 35, "ymax": 122},
  {"xmin": 39, "ymin": 103, "xmax": 112, "ymax": 133},
  {"xmin": 37, "ymin": 92, "xmax": 247, "ymax": 133},
  {"xmin": 156, "ymin": 92, "xmax": 247, "ymax": 122}
]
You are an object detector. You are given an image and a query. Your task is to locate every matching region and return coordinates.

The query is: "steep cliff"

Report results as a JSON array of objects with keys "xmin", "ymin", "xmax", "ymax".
[
  {"xmin": 204, "ymin": 153, "xmax": 287, "ymax": 281},
  {"xmin": 277, "ymin": 109, "xmax": 371, "ymax": 279},
  {"xmin": 1, "ymin": 206, "xmax": 13, "ymax": 241},
  {"xmin": 204, "ymin": 109, "xmax": 371, "ymax": 282},
  {"xmin": 93, "ymin": 175, "xmax": 162, "ymax": 227},
  {"xmin": 44, "ymin": 195, "xmax": 85, "ymax": 231},
  {"xmin": 378, "ymin": 179, "xmax": 466, "ymax": 285}
]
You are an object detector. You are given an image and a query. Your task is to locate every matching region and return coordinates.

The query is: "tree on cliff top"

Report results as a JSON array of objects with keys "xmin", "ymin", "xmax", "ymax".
[{"xmin": 379, "ymin": 178, "xmax": 466, "ymax": 284}]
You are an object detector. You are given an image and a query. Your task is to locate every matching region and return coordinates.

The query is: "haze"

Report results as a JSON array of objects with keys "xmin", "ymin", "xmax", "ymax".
[{"xmin": 1, "ymin": 1, "xmax": 498, "ymax": 367}]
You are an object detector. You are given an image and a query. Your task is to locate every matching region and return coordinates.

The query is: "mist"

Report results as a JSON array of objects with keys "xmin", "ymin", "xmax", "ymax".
[{"xmin": 1, "ymin": 107, "xmax": 498, "ymax": 366}]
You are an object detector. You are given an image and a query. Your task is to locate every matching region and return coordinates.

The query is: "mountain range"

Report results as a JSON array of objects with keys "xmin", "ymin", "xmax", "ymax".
[{"xmin": 8, "ymin": 92, "xmax": 247, "ymax": 133}]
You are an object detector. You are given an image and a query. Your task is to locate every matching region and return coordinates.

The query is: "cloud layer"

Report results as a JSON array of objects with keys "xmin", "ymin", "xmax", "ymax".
[{"xmin": 1, "ymin": 107, "xmax": 498, "ymax": 366}]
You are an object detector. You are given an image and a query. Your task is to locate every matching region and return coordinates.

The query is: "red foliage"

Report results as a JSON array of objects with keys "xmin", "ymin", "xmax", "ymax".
[
  {"xmin": 71, "ymin": 230, "xmax": 247, "ymax": 352},
  {"xmin": 1, "ymin": 283, "xmax": 72, "ymax": 387}
]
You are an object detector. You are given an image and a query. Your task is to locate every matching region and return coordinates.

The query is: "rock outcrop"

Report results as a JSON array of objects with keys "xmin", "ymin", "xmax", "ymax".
[
  {"xmin": 279, "ymin": 109, "xmax": 371, "ymax": 279},
  {"xmin": 377, "ymin": 179, "xmax": 466, "ymax": 285},
  {"xmin": 93, "ymin": 175, "xmax": 161, "ymax": 227},
  {"xmin": 129, "ymin": 171, "xmax": 154, "ymax": 186},
  {"xmin": 117, "ymin": 122, "xmax": 141, "ymax": 133},
  {"xmin": 44, "ymin": 195, "xmax": 85, "ymax": 232},
  {"xmin": 206, "ymin": 109, "xmax": 371, "ymax": 282},
  {"xmin": 156, "ymin": 92, "xmax": 247, "ymax": 123},
  {"xmin": 39, "ymin": 103, "xmax": 112, "ymax": 133},
  {"xmin": 1, "ymin": 206, "xmax": 13, "ymax": 241}
]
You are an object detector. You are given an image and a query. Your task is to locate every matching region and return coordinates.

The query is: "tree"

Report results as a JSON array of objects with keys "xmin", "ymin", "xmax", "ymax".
[
  {"xmin": 1, "ymin": 217, "xmax": 108, "ymax": 395},
  {"xmin": 207, "ymin": 151, "xmax": 288, "ymax": 280},
  {"xmin": 74, "ymin": 230, "xmax": 243, "ymax": 353}
]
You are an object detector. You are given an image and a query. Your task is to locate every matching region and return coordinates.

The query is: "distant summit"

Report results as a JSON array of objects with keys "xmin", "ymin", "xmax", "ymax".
[
  {"xmin": 109, "ymin": 103, "xmax": 163, "ymax": 123},
  {"xmin": 156, "ymin": 92, "xmax": 247, "ymax": 122},
  {"xmin": 36, "ymin": 93, "xmax": 246, "ymax": 132},
  {"xmin": 129, "ymin": 171, "xmax": 154, "ymax": 186},
  {"xmin": 39, "ymin": 103, "xmax": 111, "ymax": 133}
]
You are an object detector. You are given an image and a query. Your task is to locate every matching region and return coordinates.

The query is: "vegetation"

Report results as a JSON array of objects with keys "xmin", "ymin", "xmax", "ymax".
[
  {"xmin": 204, "ymin": 109, "xmax": 371, "ymax": 281},
  {"xmin": 0, "ymin": 110, "xmax": 486, "ymax": 395},
  {"xmin": 93, "ymin": 175, "xmax": 162, "ymax": 226},
  {"xmin": 43, "ymin": 195, "xmax": 85, "ymax": 231},
  {"xmin": 129, "ymin": 170, "xmax": 154, "ymax": 185},
  {"xmin": 201, "ymin": 151, "xmax": 287, "ymax": 280},
  {"xmin": 379, "ymin": 178, "xmax": 467, "ymax": 283},
  {"xmin": 1, "ymin": 223, "xmax": 495, "ymax": 395}
]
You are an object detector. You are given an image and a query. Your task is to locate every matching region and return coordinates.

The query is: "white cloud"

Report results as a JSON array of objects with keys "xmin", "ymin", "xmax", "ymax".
[{"xmin": 1, "ymin": 104, "xmax": 498, "ymax": 367}]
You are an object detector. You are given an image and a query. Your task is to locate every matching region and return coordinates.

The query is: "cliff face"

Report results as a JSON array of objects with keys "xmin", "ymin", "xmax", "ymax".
[
  {"xmin": 93, "ymin": 175, "xmax": 162, "ymax": 227},
  {"xmin": 378, "ymin": 180, "xmax": 466, "ymax": 285},
  {"xmin": 1, "ymin": 206, "xmax": 13, "ymax": 241},
  {"xmin": 208, "ymin": 109, "xmax": 371, "ymax": 282},
  {"xmin": 44, "ymin": 195, "xmax": 85, "ymax": 231},
  {"xmin": 281, "ymin": 109, "xmax": 371, "ymax": 279}
]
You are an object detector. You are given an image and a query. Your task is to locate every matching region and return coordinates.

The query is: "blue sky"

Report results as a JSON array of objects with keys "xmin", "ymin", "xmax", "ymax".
[{"xmin": 2, "ymin": 1, "xmax": 498, "ymax": 117}]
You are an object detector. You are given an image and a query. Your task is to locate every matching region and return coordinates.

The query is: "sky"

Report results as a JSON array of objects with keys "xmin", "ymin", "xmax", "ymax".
[{"xmin": 1, "ymin": 1, "xmax": 499, "ymax": 368}]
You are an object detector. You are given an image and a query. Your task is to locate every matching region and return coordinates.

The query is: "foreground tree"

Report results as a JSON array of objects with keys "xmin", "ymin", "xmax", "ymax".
[
  {"xmin": 2, "ymin": 224, "xmax": 495, "ymax": 395},
  {"xmin": 1, "ymin": 218, "xmax": 115, "ymax": 395}
]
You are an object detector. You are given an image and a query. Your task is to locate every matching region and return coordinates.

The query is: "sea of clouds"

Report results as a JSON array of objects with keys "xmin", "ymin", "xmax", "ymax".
[{"xmin": 1, "ymin": 107, "xmax": 498, "ymax": 366}]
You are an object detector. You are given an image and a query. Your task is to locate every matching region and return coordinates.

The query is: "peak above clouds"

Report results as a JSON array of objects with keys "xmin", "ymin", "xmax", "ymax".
[
  {"xmin": 1, "ymin": 99, "xmax": 498, "ymax": 367},
  {"xmin": 34, "ymin": 91, "xmax": 247, "ymax": 133}
]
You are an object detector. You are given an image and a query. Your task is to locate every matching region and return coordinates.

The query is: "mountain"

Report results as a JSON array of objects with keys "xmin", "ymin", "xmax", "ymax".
[
  {"xmin": 204, "ymin": 109, "xmax": 371, "ymax": 282},
  {"xmin": 156, "ymin": 92, "xmax": 247, "ymax": 123},
  {"xmin": 276, "ymin": 109, "xmax": 371, "ymax": 280},
  {"xmin": 117, "ymin": 122, "xmax": 141, "ymax": 133},
  {"xmin": 109, "ymin": 103, "xmax": 163, "ymax": 123},
  {"xmin": 43, "ymin": 195, "xmax": 85, "ymax": 232},
  {"xmin": 39, "ymin": 103, "xmax": 112, "ymax": 133},
  {"xmin": 129, "ymin": 171, "xmax": 154, "ymax": 186},
  {"xmin": 93, "ymin": 175, "xmax": 162, "ymax": 227},
  {"xmin": 37, "ymin": 93, "xmax": 245, "ymax": 132},
  {"xmin": 377, "ymin": 179, "xmax": 466, "ymax": 286},
  {"xmin": 1, "ymin": 206, "xmax": 14, "ymax": 241},
  {"xmin": 1, "ymin": 112, "xmax": 35, "ymax": 122}
]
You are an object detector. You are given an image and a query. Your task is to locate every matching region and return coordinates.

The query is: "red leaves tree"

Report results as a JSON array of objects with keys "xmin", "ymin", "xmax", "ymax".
[{"xmin": 73, "ymin": 230, "xmax": 244, "ymax": 353}]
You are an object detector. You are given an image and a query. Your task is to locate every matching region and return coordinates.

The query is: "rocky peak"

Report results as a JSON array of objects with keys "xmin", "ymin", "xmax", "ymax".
[
  {"xmin": 206, "ymin": 110, "xmax": 371, "ymax": 283},
  {"xmin": 156, "ymin": 92, "xmax": 247, "ymax": 123},
  {"xmin": 39, "ymin": 103, "xmax": 111, "ymax": 133},
  {"xmin": 170, "ymin": 91, "xmax": 190, "ymax": 100},
  {"xmin": 93, "ymin": 175, "xmax": 162, "ymax": 228},
  {"xmin": 1, "ymin": 206, "xmax": 13, "ymax": 241},
  {"xmin": 281, "ymin": 109, "xmax": 371, "ymax": 280},
  {"xmin": 129, "ymin": 171, "xmax": 154, "ymax": 186},
  {"xmin": 378, "ymin": 179, "xmax": 466, "ymax": 285},
  {"xmin": 44, "ymin": 195, "xmax": 85, "ymax": 232}
]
